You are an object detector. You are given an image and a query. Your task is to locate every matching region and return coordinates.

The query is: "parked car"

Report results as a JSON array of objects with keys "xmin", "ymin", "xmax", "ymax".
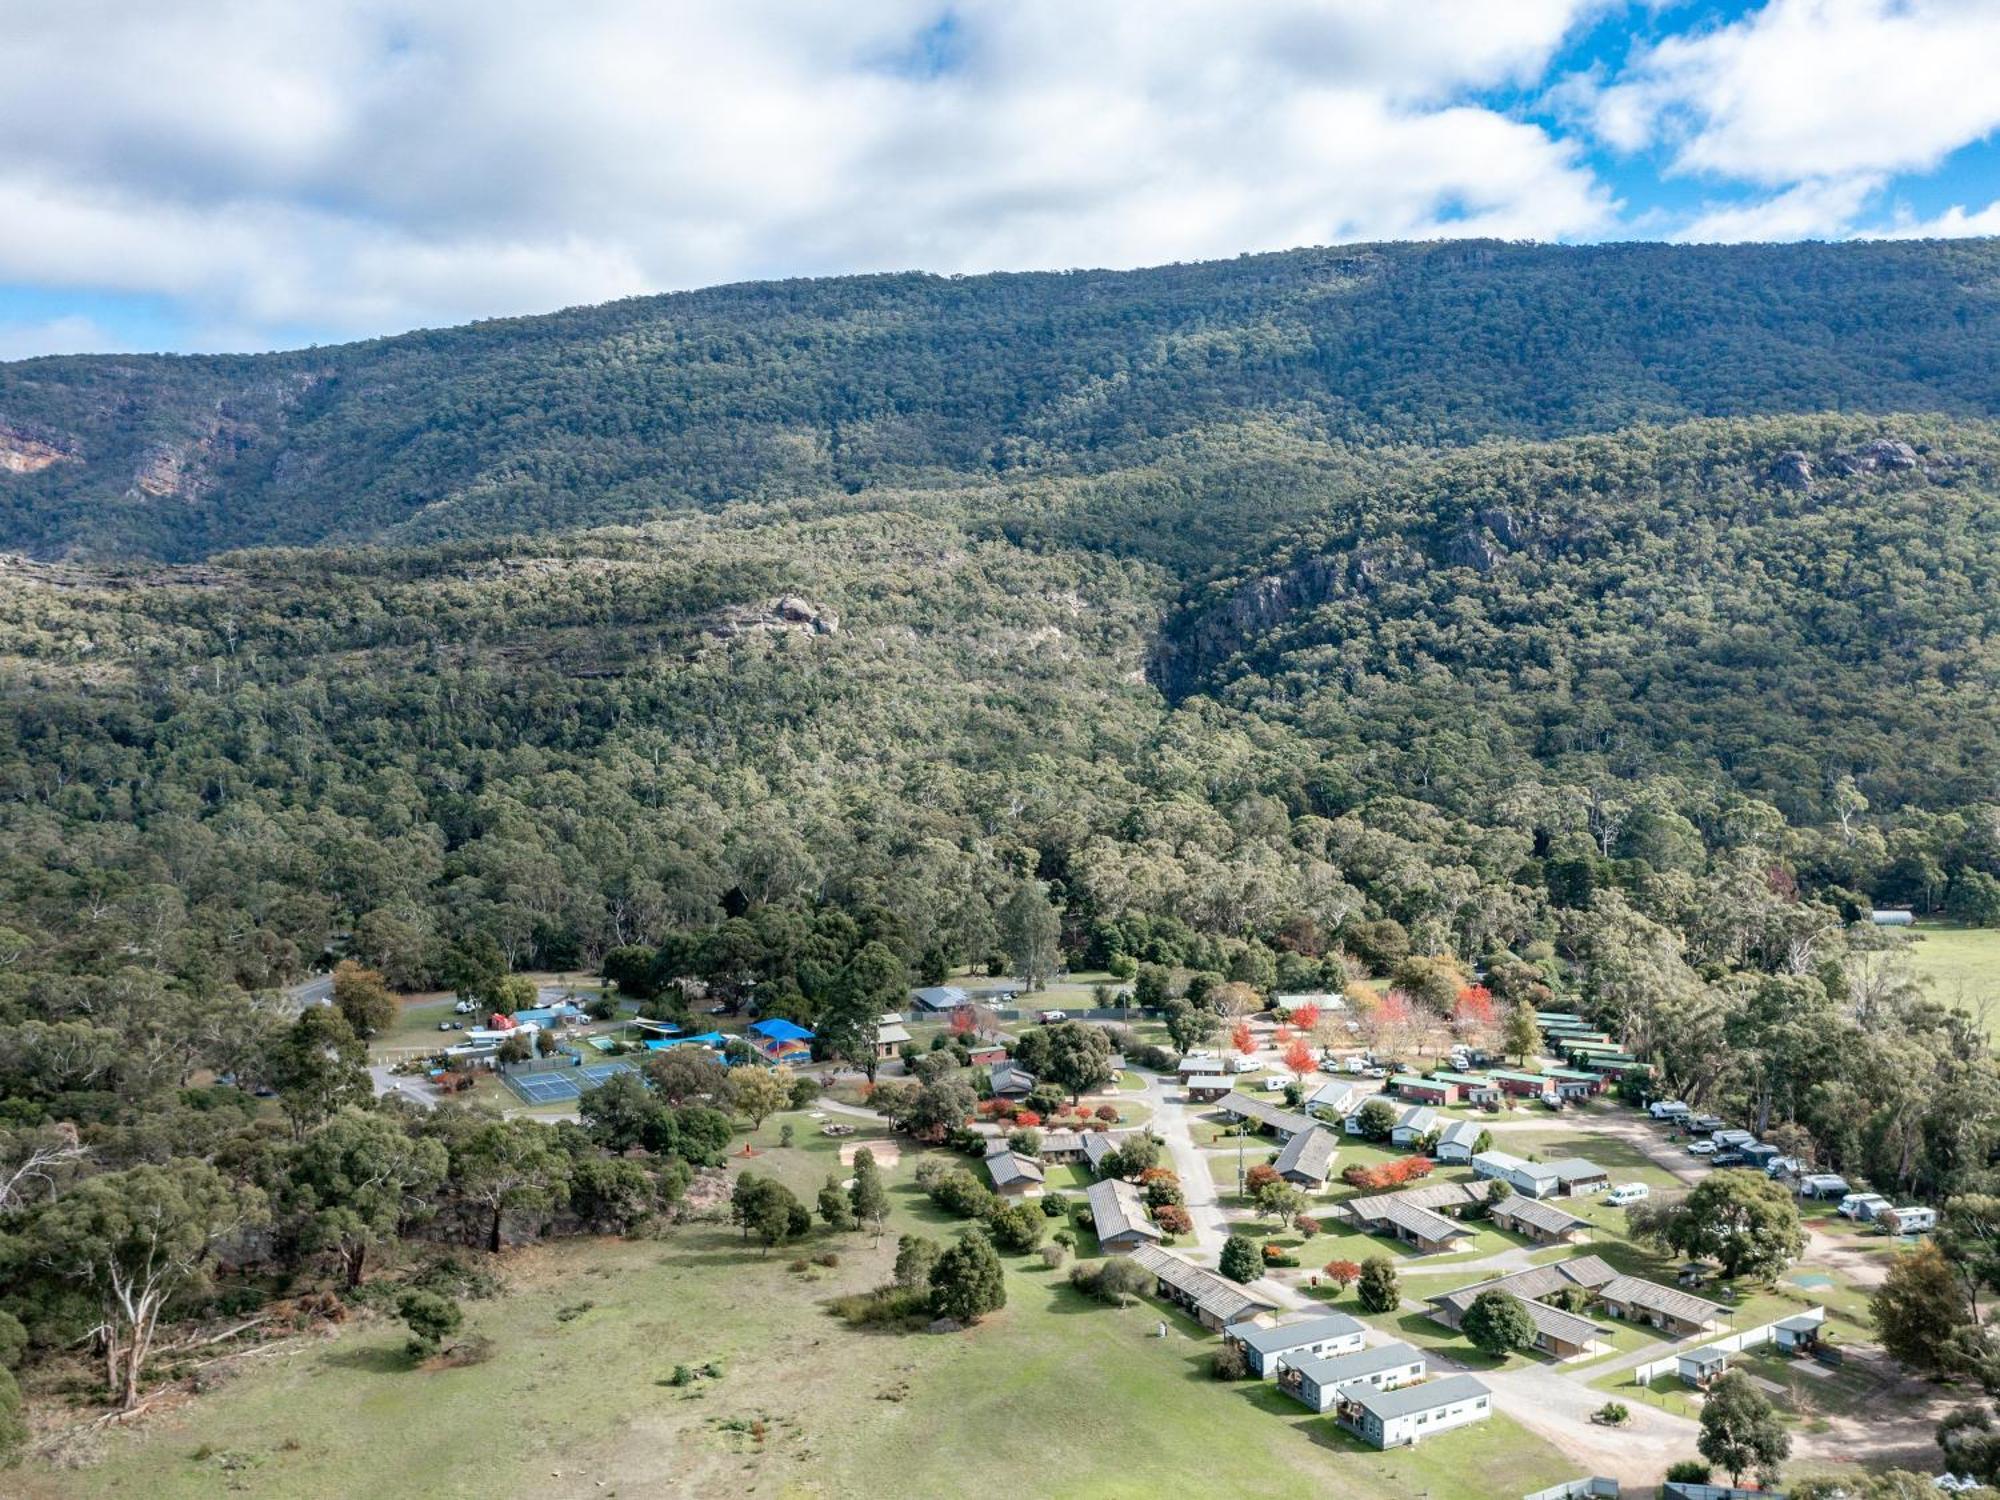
[
  {"xmin": 1687, "ymin": 1140, "xmax": 1717, "ymax": 1156},
  {"xmin": 1710, "ymin": 1151, "xmax": 1746, "ymax": 1168},
  {"xmin": 453, "ymin": 999, "xmax": 476, "ymax": 1015},
  {"xmin": 1606, "ymin": 1184, "xmax": 1650, "ymax": 1206},
  {"xmin": 1538, "ymin": 1094, "xmax": 1565, "ymax": 1111},
  {"xmin": 437, "ymin": 1020, "xmax": 454, "ymax": 1031},
  {"xmin": 1037, "ymin": 1009, "xmax": 1068, "ymax": 1024},
  {"xmin": 1362, "ymin": 1066, "xmax": 1387, "ymax": 1079}
]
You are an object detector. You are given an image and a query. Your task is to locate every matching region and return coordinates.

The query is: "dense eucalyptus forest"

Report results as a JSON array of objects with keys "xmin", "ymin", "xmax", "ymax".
[{"xmin": 4, "ymin": 239, "xmax": 2000, "ymax": 1467}]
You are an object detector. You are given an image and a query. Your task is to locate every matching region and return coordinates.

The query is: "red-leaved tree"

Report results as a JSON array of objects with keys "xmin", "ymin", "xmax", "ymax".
[
  {"xmin": 1231, "ymin": 1021, "xmax": 1256, "ymax": 1057},
  {"xmin": 1281, "ymin": 1037, "xmax": 1317, "ymax": 1084}
]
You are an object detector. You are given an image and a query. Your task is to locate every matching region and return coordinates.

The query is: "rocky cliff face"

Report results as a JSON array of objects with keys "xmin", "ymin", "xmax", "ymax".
[{"xmin": 0, "ymin": 421, "xmax": 79, "ymax": 475}]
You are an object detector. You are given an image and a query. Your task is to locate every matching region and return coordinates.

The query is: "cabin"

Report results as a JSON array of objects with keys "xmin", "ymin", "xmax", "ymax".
[
  {"xmin": 1433, "ymin": 1120, "xmax": 1486, "ymax": 1163},
  {"xmin": 1596, "ymin": 1275, "xmax": 1725, "ymax": 1336},
  {"xmin": 1224, "ymin": 1312, "xmax": 1365, "ymax": 1378},
  {"xmin": 1677, "ymin": 1345, "xmax": 1731, "ymax": 1389},
  {"xmin": 1472, "ymin": 1150, "xmax": 1558, "ymax": 1198},
  {"xmin": 1544, "ymin": 1068, "xmax": 1603, "ymax": 1099},
  {"xmin": 1306, "ymin": 1078, "xmax": 1377, "ymax": 1127},
  {"xmin": 1084, "ymin": 1178, "xmax": 1162, "ymax": 1253},
  {"xmin": 1082, "ymin": 1130, "xmax": 1134, "ymax": 1176},
  {"xmin": 1390, "ymin": 1104, "xmax": 1440, "ymax": 1146},
  {"xmin": 1430, "ymin": 1070, "xmax": 1500, "ymax": 1105},
  {"xmin": 1128, "ymin": 1245, "xmax": 1275, "ymax": 1330},
  {"xmin": 1036, "ymin": 1128, "xmax": 1088, "ymax": 1163},
  {"xmin": 1773, "ymin": 1309, "xmax": 1826, "ymax": 1354},
  {"xmin": 1215, "ymin": 1094, "xmax": 1314, "ymax": 1142},
  {"xmin": 1489, "ymin": 1195, "xmax": 1592, "ymax": 1246},
  {"xmin": 984, "ymin": 1148, "xmax": 1045, "ymax": 1198},
  {"xmin": 1391, "ymin": 1074, "xmax": 1459, "ymax": 1107},
  {"xmin": 1491, "ymin": 1070, "xmax": 1554, "ymax": 1098},
  {"xmin": 1347, "ymin": 1195, "xmax": 1474, "ymax": 1255},
  {"xmin": 911, "ymin": 985, "xmax": 970, "ymax": 1013},
  {"xmin": 966, "ymin": 1043, "xmax": 1009, "ymax": 1066},
  {"xmin": 1274, "ymin": 1125, "xmax": 1340, "ymax": 1189},
  {"xmin": 1425, "ymin": 1258, "xmax": 1618, "ymax": 1359},
  {"xmin": 1278, "ymin": 1340, "xmax": 1426, "ymax": 1413},
  {"xmin": 1185, "ymin": 1076, "xmax": 1234, "ymax": 1103},
  {"xmin": 989, "ymin": 1060, "xmax": 1037, "ymax": 1098},
  {"xmin": 1335, "ymin": 1374, "xmax": 1492, "ymax": 1448},
  {"xmin": 873, "ymin": 1013, "xmax": 911, "ymax": 1060},
  {"xmin": 1177, "ymin": 1055, "xmax": 1228, "ymax": 1081}
]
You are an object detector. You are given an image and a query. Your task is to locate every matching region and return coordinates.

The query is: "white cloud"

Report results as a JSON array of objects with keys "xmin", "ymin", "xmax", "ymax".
[
  {"xmin": 0, "ymin": 0, "xmax": 1616, "ymax": 351},
  {"xmin": 1864, "ymin": 198, "xmax": 2000, "ymax": 239},
  {"xmin": 1590, "ymin": 0, "xmax": 2000, "ymax": 184},
  {"xmin": 1675, "ymin": 174, "xmax": 1884, "ymax": 242},
  {"xmin": 0, "ymin": 315, "xmax": 120, "ymax": 363}
]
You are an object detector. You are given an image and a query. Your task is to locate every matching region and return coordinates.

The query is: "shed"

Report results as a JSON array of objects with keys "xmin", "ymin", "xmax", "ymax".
[
  {"xmin": 1773, "ymin": 1309, "xmax": 1825, "ymax": 1353},
  {"xmin": 1433, "ymin": 1120, "xmax": 1487, "ymax": 1163},
  {"xmin": 911, "ymin": 985, "xmax": 970, "ymax": 1013},
  {"xmin": 985, "ymin": 1149, "xmax": 1046, "ymax": 1197},
  {"xmin": 989, "ymin": 1060, "xmax": 1037, "ymax": 1097},
  {"xmin": 1676, "ymin": 1345, "xmax": 1731, "ymax": 1388}
]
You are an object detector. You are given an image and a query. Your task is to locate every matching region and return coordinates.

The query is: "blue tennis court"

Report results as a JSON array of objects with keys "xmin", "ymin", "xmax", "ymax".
[{"xmin": 504, "ymin": 1060, "xmax": 638, "ymax": 1104}]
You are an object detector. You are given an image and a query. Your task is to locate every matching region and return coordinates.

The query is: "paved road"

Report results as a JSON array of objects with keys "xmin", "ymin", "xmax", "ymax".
[
  {"xmin": 369, "ymin": 1064, "xmax": 438, "ymax": 1110},
  {"xmin": 284, "ymin": 973, "xmax": 334, "ymax": 1013}
]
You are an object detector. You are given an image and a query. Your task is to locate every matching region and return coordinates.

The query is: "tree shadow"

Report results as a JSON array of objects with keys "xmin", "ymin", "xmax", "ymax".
[{"xmin": 323, "ymin": 1342, "xmax": 415, "ymax": 1375}]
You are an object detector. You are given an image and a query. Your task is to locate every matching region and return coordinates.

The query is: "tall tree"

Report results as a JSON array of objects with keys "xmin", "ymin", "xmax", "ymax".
[
  {"xmin": 929, "ymin": 1231, "xmax": 1006, "ymax": 1324},
  {"xmin": 451, "ymin": 1119, "xmax": 571, "ymax": 1253},
  {"xmin": 1697, "ymin": 1370, "xmax": 1791, "ymax": 1487},
  {"xmin": 998, "ymin": 883, "xmax": 1062, "ymax": 993},
  {"xmin": 264, "ymin": 1007, "xmax": 370, "ymax": 1140},
  {"xmin": 32, "ymin": 1162, "xmax": 268, "ymax": 1408},
  {"xmin": 287, "ymin": 1110, "xmax": 447, "ymax": 1288},
  {"xmin": 1872, "ymin": 1241, "xmax": 1970, "ymax": 1377}
]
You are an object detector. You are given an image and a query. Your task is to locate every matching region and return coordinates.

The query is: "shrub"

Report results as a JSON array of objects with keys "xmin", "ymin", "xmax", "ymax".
[
  {"xmin": 667, "ymin": 1364, "xmax": 696, "ymax": 1387},
  {"xmin": 986, "ymin": 1201, "xmax": 1047, "ymax": 1254},
  {"xmin": 927, "ymin": 1169, "xmax": 997, "ymax": 1219},
  {"xmin": 1321, "ymin": 1259, "xmax": 1362, "ymax": 1293},
  {"xmin": 1261, "ymin": 1244, "xmax": 1300, "ymax": 1268},
  {"xmin": 1211, "ymin": 1342, "xmax": 1249, "ymax": 1380},
  {"xmin": 1012, "ymin": 1110, "xmax": 1043, "ymax": 1129},
  {"xmin": 1039, "ymin": 1243, "xmax": 1068, "ymax": 1270},
  {"xmin": 1041, "ymin": 1193, "xmax": 1068, "ymax": 1217},
  {"xmin": 397, "ymin": 1290, "xmax": 462, "ymax": 1359},
  {"xmin": 1153, "ymin": 1204, "xmax": 1194, "ymax": 1237},
  {"xmin": 1664, "ymin": 1460, "xmax": 1712, "ymax": 1484},
  {"xmin": 829, "ymin": 1286, "xmax": 931, "ymax": 1328},
  {"xmin": 1094, "ymin": 1104, "xmax": 1121, "ymax": 1123},
  {"xmin": 1245, "ymin": 1163, "xmax": 1281, "ymax": 1196},
  {"xmin": 1069, "ymin": 1258, "xmax": 1153, "ymax": 1306},
  {"xmin": 1219, "ymin": 1235, "xmax": 1261, "ymax": 1284},
  {"xmin": 1596, "ymin": 1402, "xmax": 1630, "ymax": 1426},
  {"xmin": 1294, "ymin": 1214, "xmax": 1320, "ymax": 1237}
]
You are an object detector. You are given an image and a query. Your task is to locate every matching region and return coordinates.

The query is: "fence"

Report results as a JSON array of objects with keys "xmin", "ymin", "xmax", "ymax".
[
  {"xmin": 1524, "ymin": 1478, "xmax": 1619, "ymax": 1500},
  {"xmin": 1629, "ymin": 1305, "xmax": 1826, "ymax": 1385}
]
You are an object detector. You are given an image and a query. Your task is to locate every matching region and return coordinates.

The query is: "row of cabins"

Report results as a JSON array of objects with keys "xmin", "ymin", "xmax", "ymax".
[
  {"xmin": 1472, "ymin": 1149, "xmax": 1610, "ymax": 1199},
  {"xmin": 1425, "ymin": 1254, "xmax": 1731, "ymax": 1352},
  {"xmin": 1221, "ymin": 1312, "xmax": 1494, "ymax": 1448},
  {"xmin": 1341, "ymin": 1168, "xmax": 1603, "ymax": 1255}
]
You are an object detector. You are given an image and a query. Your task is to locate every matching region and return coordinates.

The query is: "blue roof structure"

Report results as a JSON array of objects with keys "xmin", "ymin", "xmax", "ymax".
[{"xmin": 748, "ymin": 1018, "xmax": 814, "ymax": 1042}]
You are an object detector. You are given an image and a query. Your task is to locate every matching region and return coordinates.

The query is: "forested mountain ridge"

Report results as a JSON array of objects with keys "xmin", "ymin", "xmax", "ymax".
[{"xmin": 3, "ymin": 237, "xmax": 1999, "ymax": 561}]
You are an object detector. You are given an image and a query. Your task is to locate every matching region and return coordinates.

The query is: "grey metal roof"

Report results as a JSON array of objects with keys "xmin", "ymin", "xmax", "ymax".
[
  {"xmin": 985, "ymin": 1151, "xmax": 1045, "ymax": 1189},
  {"xmin": 1598, "ymin": 1274, "xmax": 1725, "ymax": 1326},
  {"xmin": 1273, "ymin": 1125, "xmax": 1340, "ymax": 1181},
  {"xmin": 1344, "ymin": 1373, "xmax": 1490, "ymax": 1421},
  {"xmin": 1036, "ymin": 1129, "xmax": 1085, "ymax": 1155},
  {"xmin": 1491, "ymin": 1195, "xmax": 1591, "ymax": 1237},
  {"xmin": 1427, "ymin": 1255, "xmax": 1621, "ymax": 1320},
  {"xmin": 1129, "ymin": 1245, "xmax": 1274, "ymax": 1325},
  {"xmin": 1360, "ymin": 1196, "xmax": 1470, "ymax": 1244},
  {"xmin": 1548, "ymin": 1157, "xmax": 1608, "ymax": 1183},
  {"xmin": 1085, "ymin": 1178, "xmax": 1160, "ymax": 1244},
  {"xmin": 1288, "ymin": 1339, "xmax": 1425, "ymax": 1386},
  {"xmin": 1216, "ymin": 1094, "xmax": 1314, "ymax": 1135},
  {"xmin": 1224, "ymin": 1312, "xmax": 1363, "ymax": 1356},
  {"xmin": 1436, "ymin": 1120, "xmax": 1485, "ymax": 1149},
  {"xmin": 1082, "ymin": 1130, "xmax": 1131, "ymax": 1169}
]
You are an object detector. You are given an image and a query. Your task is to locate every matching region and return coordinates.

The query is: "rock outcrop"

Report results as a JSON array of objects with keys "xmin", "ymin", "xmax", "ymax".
[
  {"xmin": 1770, "ymin": 451, "xmax": 1815, "ymax": 491},
  {"xmin": 709, "ymin": 595, "xmax": 840, "ymax": 640},
  {"xmin": 0, "ymin": 421, "xmax": 80, "ymax": 475}
]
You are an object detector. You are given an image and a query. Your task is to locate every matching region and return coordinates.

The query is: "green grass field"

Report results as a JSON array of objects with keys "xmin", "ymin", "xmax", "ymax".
[
  {"xmin": 21, "ymin": 1112, "xmax": 1579, "ymax": 1500},
  {"xmin": 1899, "ymin": 923, "xmax": 2000, "ymax": 1036}
]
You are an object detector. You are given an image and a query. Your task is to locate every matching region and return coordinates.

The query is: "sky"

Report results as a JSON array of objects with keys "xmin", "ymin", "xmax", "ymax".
[{"xmin": 1, "ymin": 0, "xmax": 1997, "ymax": 360}]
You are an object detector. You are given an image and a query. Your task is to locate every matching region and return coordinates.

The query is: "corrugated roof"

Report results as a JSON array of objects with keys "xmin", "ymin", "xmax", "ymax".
[
  {"xmin": 1085, "ymin": 1178, "xmax": 1160, "ymax": 1244},
  {"xmin": 1129, "ymin": 1245, "xmax": 1275, "ymax": 1325},
  {"xmin": 1273, "ymin": 1125, "xmax": 1340, "ymax": 1181},
  {"xmin": 1216, "ymin": 1094, "xmax": 1314, "ymax": 1135},
  {"xmin": 1491, "ymin": 1195, "xmax": 1591, "ymax": 1237},
  {"xmin": 1288, "ymin": 1339, "xmax": 1424, "ymax": 1385},
  {"xmin": 1225, "ymin": 1311, "xmax": 1363, "ymax": 1356},
  {"xmin": 1599, "ymin": 1274, "xmax": 1725, "ymax": 1326},
  {"xmin": 1344, "ymin": 1373, "xmax": 1490, "ymax": 1421},
  {"xmin": 985, "ymin": 1151, "xmax": 1045, "ymax": 1189},
  {"xmin": 1358, "ymin": 1197, "xmax": 1470, "ymax": 1244}
]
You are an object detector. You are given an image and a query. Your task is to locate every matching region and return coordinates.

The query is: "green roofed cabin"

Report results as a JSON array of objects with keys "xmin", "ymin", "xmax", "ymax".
[{"xmin": 1391, "ymin": 1074, "xmax": 1459, "ymax": 1106}]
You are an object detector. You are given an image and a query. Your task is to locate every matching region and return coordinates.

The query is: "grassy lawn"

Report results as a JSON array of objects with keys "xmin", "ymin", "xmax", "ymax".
[
  {"xmin": 1898, "ymin": 923, "xmax": 2000, "ymax": 1035},
  {"xmin": 24, "ymin": 1113, "xmax": 1579, "ymax": 1500}
]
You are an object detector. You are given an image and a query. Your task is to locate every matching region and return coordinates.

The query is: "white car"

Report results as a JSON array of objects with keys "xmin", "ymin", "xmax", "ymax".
[
  {"xmin": 1037, "ymin": 1009, "xmax": 1068, "ymax": 1024},
  {"xmin": 1687, "ymin": 1140, "xmax": 1717, "ymax": 1156},
  {"xmin": 453, "ymin": 999, "xmax": 476, "ymax": 1015},
  {"xmin": 1606, "ymin": 1184, "xmax": 1650, "ymax": 1206}
]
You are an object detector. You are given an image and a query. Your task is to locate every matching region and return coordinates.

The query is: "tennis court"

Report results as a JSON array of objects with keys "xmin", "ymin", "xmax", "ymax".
[{"xmin": 503, "ymin": 1060, "xmax": 638, "ymax": 1104}]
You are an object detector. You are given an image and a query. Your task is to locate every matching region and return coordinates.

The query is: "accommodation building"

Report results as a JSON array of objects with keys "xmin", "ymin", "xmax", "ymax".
[
  {"xmin": 1216, "ymin": 1094, "xmax": 1314, "ymax": 1142},
  {"xmin": 1596, "ymin": 1275, "xmax": 1725, "ymax": 1336},
  {"xmin": 1548, "ymin": 1158, "xmax": 1610, "ymax": 1196},
  {"xmin": 1472, "ymin": 1150, "xmax": 1559, "ymax": 1198},
  {"xmin": 1185, "ymin": 1077, "xmax": 1234, "ymax": 1104},
  {"xmin": 1677, "ymin": 1345, "xmax": 1730, "ymax": 1388},
  {"xmin": 1491, "ymin": 1070, "xmax": 1555, "ymax": 1099},
  {"xmin": 1273, "ymin": 1125, "xmax": 1340, "ymax": 1188},
  {"xmin": 1278, "ymin": 1340, "xmax": 1426, "ymax": 1413},
  {"xmin": 873, "ymin": 1013, "xmax": 911, "ymax": 1060},
  {"xmin": 1431, "ymin": 1070, "xmax": 1500, "ymax": 1105},
  {"xmin": 1224, "ymin": 1312, "xmax": 1365, "ymax": 1378},
  {"xmin": 1433, "ymin": 1120, "xmax": 1487, "ymax": 1163},
  {"xmin": 1128, "ymin": 1245, "xmax": 1274, "ymax": 1330},
  {"xmin": 1336, "ymin": 1374, "xmax": 1492, "ymax": 1448},
  {"xmin": 1426, "ymin": 1258, "xmax": 1618, "ymax": 1358},
  {"xmin": 966, "ymin": 1042, "xmax": 1008, "ymax": 1066},
  {"xmin": 1307, "ymin": 1079, "xmax": 1378, "ymax": 1129},
  {"xmin": 1391, "ymin": 1074, "xmax": 1459, "ymax": 1107},
  {"xmin": 1177, "ymin": 1055, "xmax": 1228, "ymax": 1081},
  {"xmin": 911, "ymin": 985, "xmax": 969, "ymax": 1013},
  {"xmin": 1489, "ymin": 1195, "xmax": 1592, "ymax": 1246},
  {"xmin": 1390, "ymin": 1104, "xmax": 1440, "ymax": 1146},
  {"xmin": 1347, "ymin": 1195, "xmax": 1474, "ymax": 1254},
  {"xmin": 1773, "ymin": 1310, "xmax": 1826, "ymax": 1354},
  {"xmin": 1545, "ymin": 1068, "xmax": 1603, "ymax": 1098},
  {"xmin": 1081, "ymin": 1130, "xmax": 1133, "ymax": 1176},
  {"xmin": 985, "ymin": 1148, "xmax": 1045, "ymax": 1197},
  {"xmin": 989, "ymin": 1060, "xmax": 1037, "ymax": 1097},
  {"xmin": 1084, "ymin": 1178, "xmax": 1162, "ymax": 1253},
  {"xmin": 1036, "ymin": 1129, "xmax": 1088, "ymax": 1163}
]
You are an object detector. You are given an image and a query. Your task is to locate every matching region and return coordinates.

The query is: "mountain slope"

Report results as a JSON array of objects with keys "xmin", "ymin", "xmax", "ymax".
[{"xmin": 3, "ymin": 238, "xmax": 1999, "ymax": 561}]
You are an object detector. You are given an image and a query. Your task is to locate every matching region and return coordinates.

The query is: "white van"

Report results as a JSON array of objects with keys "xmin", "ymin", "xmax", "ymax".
[
  {"xmin": 1838, "ymin": 1192, "xmax": 1892, "ymax": 1222},
  {"xmin": 1606, "ymin": 1183, "xmax": 1650, "ymax": 1206}
]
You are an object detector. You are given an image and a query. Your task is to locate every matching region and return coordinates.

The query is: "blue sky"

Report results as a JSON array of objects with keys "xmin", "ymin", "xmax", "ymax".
[{"xmin": 1, "ymin": 0, "xmax": 1996, "ymax": 360}]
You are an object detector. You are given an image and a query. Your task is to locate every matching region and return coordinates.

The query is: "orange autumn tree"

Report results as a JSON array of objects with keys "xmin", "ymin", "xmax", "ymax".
[
  {"xmin": 1230, "ymin": 1021, "xmax": 1256, "ymax": 1056},
  {"xmin": 1291, "ymin": 1001, "xmax": 1321, "ymax": 1033},
  {"xmin": 1281, "ymin": 1036, "xmax": 1317, "ymax": 1085}
]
